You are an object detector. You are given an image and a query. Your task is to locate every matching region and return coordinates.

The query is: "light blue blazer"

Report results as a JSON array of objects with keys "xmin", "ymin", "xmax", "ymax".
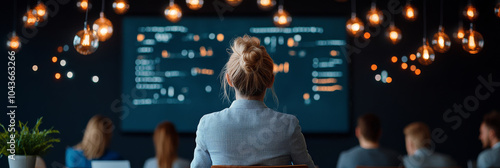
[
  {"xmin": 190, "ymin": 99, "xmax": 315, "ymax": 168},
  {"xmin": 477, "ymin": 142, "xmax": 500, "ymax": 168},
  {"xmin": 403, "ymin": 148, "xmax": 457, "ymax": 168}
]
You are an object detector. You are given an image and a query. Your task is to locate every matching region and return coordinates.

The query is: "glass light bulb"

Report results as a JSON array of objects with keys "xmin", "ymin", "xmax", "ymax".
[
  {"xmin": 92, "ymin": 13, "xmax": 114, "ymax": 42},
  {"xmin": 386, "ymin": 25, "xmax": 402, "ymax": 44},
  {"xmin": 6, "ymin": 32, "xmax": 21, "ymax": 52},
  {"xmin": 257, "ymin": 0, "xmax": 276, "ymax": 10},
  {"xmin": 366, "ymin": 7, "xmax": 383, "ymax": 26},
  {"xmin": 77, "ymin": 0, "xmax": 90, "ymax": 11},
  {"xmin": 416, "ymin": 42, "xmax": 435, "ymax": 66},
  {"xmin": 403, "ymin": 3, "xmax": 417, "ymax": 21},
  {"xmin": 463, "ymin": 4, "xmax": 478, "ymax": 21},
  {"xmin": 453, "ymin": 25, "xmax": 465, "ymax": 43},
  {"xmin": 346, "ymin": 16, "xmax": 364, "ymax": 37},
  {"xmin": 113, "ymin": 0, "xmax": 129, "ymax": 14},
  {"xmin": 495, "ymin": 3, "xmax": 500, "ymax": 18},
  {"xmin": 23, "ymin": 9, "xmax": 38, "ymax": 28},
  {"xmin": 462, "ymin": 29, "xmax": 484, "ymax": 54},
  {"xmin": 34, "ymin": 2, "xmax": 48, "ymax": 23},
  {"xmin": 164, "ymin": 3, "xmax": 182, "ymax": 23},
  {"xmin": 73, "ymin": 25, "xmax": 99, "ymax": 55},
  {"xmin": 186, "ymin": 0, "xmax": 203, "ymax": 10},
  {"xmin": 431, "ymin": 28, "xmax": 451, "ymax": 53},
  {"xmin": 273, "ymin": 7, "xmax": 292, "ymax": 27},
  {"xmin": 225, "ymin": 0, "xmax": 242, "ymax": 7}
]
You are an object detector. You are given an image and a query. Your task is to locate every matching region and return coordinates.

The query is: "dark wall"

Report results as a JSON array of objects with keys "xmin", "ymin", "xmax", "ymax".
[{"xmin": 1, "ymin": 0, "xmax": 500, "ymax": 168}]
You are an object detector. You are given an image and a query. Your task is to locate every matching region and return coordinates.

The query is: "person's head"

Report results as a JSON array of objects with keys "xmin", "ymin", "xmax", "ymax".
[
  {"xmin": 355, "ymin": 113, "xmax": 381, "ymax": 144},
  {"xmin": 479, "ymin": 111, "xmax": 500, "ymax": 148},
  {"xmin": 404, "ymin": 122, "xmax": 431, "ymax": 156},
  {"xmin": 153, "ymin": 121, "xmax": 179, "ymax": 168},
  {"xmin": 78, "ymin": 115, "xmax": 114, "ymax": 159},
  {"xmin": 222, "ymin": 35, "xmax": 275, "ymax": 101}
]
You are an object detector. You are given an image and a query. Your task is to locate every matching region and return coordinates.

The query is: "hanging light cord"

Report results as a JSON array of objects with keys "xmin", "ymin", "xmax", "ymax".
[
  {"xmin": 423, "ymin": 0, "xmax": 427, "ymax": 45},
  {"xmin": 102, "ymin": 0, "xmax": 105, "ymax": 13},
  {"xmin": 351, "ymin": 0, "xmax": 356, "ymax": 18},
  {"xmin": 13, "ymin": 0, "xmax": 17, "ymax": 32},
  {"xmin": 439, "ymin": 0, "xmax": 443, "ymax": 29},
  {"xmin": 84, "ymin": 1, "xmax": 89, "ymax": 29}
]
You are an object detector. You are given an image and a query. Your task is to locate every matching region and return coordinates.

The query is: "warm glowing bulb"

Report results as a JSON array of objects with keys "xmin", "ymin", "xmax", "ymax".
[
  {"xmin": 403, "ymin": 4, "xmax": 417, "ymax": 21},
  {"xmin": 257, "ymin": 0, "xmax": 276, "ymax": 10},
  {"xmin": 468, "ymin": 35, "xmax": 475, "ymax": 49},
  {"xmin": 6, "ymin": 32, "xmax": 21, "ymax": 52},
  {"xmin": 73, "ymin": 25, "xmax": 99, "ymax": 55},
  {"xmin": 416, "ymin": 42, "xmax": 435, "ymax": 66},
  {"xmin": 92, "ymin": 12, "xmax": 114, "ymax": 42},
  {"xmin": 438, "ymin": 36, "xmax": 444, "ymax": 47},
  {"xmin": 186, "ymin": 0, "xmax": 204, "ymax": 10},
  {"xmin": 273, "ymin": 6, "xmax": 292, "ymax": 27},
  {"xmin": 113, "ymin": 0, "xmax": 129, "ymax": 14},
  {"xmin": 407, "ymin": 9, "xmax": 414, "ymax": 18},
  {"xmin": 431, "ymin": 28, "xmax": 451, "ymax": 53},
  {"xmin": 423, "ymin": 49, "xmax": 429, "ymax": 59},
  {"xmin": 346, "ymin": 16, "xmax": 364, "ymax": 37},
  {"xmin": 164, "ymin": 3, "xmax": 183, "ymax": 23},
  {"xmin": 225, "ymin": 0, "xmax": 242, "ymax": 7},
  {"xmin": 390, "ymin": 31, "xmax": 398, "ymax": 39},
  {"xmin": 34, "ymin": 2, "xmax": 48, "ymax": 23},
  {"xmin": 458, "ymin": 31, "xmax": 464, "ymax": 39},
  {"xmin": 23, "ymin": 9, "xmax": 38, "ymax": 28},
  {"xmin": 77, "ymin": 0, "xmax": 90, "ymax": 11},
  {"xmin": 463, "ymin": 5, "xmax": 478, "ymax": 21},
  {"xmin": 366, "ymin": 7, "xmax": 383, "ymax": 26},
  {"xmin": 82, "ymin": 34, "xmax": 91, "ymax": 46},
  {"xmin": 386, "ymin": 25, "xmax": 402, "ymax": 44},
  {"xmin": 453, "ymin": 24, "xmax": 465, "ymax": 43},
  {"xmin": 370, "ymin": 14, "xmax": 379, "ymax": 23},
  {"xmin": 462, "ymin": 27, "xmax": 484, "ymax": 54},
  {"xmin": 352, "ymin": 23, "xmax": 360, "ymax": 31}
]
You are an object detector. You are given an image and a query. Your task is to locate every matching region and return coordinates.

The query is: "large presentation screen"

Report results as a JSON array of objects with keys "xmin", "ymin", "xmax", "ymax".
[{"xmin": 121, "ymin": 17, "xmax": 349, "ymax": 133}]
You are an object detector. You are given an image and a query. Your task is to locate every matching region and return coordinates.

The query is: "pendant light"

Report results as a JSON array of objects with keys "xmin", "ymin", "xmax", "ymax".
[
  {"xmin": 416, "ymin": 0, "xmax": 435, "ymax": 66},
  {"xmin": 346, "ymin": 0, "xmax": 364, "ymax": 36},
  {"xmin": 73, "ymin": 2, "xmax": 99, "ymax": 55},
  {"xmin": 93, "ymin": 0, "xmax": 113, "ymax": 42}
]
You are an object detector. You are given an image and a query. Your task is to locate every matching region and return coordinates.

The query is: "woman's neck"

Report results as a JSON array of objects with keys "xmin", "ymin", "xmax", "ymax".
[{"xmin": 235, "ymin": 91, "xmax": 265, "ymax": 101}]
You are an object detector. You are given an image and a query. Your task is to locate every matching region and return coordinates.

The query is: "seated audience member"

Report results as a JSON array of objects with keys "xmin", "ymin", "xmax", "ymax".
[
  {"xmin": 65, "ymin": 115, "xmax": 121, "ymax": 168},
  {"xmin": 144, "ymin": 121, "xmax": 190, "ymax": 168},
  {"xmin": 403, "ymin": 122, "xmax": 457, "ymax": 168},
  {"xmin": 337, "ymin": 113, "xmax": 400, "ymax": 168},
  {"xmin": 477, "ymin": 111, "xmax": 500, "ymax": 168},
  {"xmin": 191, "ymin": 35, "xmax": 315, "ymax": 168}
]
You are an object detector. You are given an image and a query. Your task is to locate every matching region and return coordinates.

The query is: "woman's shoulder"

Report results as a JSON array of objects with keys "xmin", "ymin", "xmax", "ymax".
[
  {"xmin": 268, "ymin": 109, "xmax": 300, "ymax": 123},
  {"xmin": 199, "ymin": 108, "xmax": 229, "ymax": 121}
]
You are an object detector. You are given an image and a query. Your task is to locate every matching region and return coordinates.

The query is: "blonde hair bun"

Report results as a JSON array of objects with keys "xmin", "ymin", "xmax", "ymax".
[
  {"xmin": 231, "ymin": 35, "xmax": 267, "ymax": 74},
  {"xmin": 223, "ymin": 35, "xmax": 275, "ymax": 98}
]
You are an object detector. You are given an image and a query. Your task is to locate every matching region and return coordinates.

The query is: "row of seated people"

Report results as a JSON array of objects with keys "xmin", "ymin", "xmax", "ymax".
[
  {"xmin": 65, "ymin": 111, "xmax": 500, "ymax": 168},
  {"xmin": 65, "ymin": 35, "xmax": 499, "ymax": 168}
]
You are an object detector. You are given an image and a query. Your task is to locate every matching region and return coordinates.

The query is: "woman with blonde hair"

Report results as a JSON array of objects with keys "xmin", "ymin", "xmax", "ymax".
[
  {"xmin": 144, "ymin": 121, "xmax": 189, "ymax": 168},
  {"xmin": 191, "ymin": 35, "xmax": 315, "ymax": 168},
  {"xmin": 65, "ymin": 115, "xmax": 121, "ymax": 168}
]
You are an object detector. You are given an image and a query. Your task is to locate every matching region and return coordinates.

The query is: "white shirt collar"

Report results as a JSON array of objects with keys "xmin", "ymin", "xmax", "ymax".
[{"xmin": 493, "ymin": 142, "xmax": 500, "ymax": 149}]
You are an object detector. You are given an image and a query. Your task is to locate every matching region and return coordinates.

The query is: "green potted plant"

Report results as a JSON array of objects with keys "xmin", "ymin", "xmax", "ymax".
[{"xmin": 0, "ymin": 117, "xmax": 60, "ymax": 168}]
